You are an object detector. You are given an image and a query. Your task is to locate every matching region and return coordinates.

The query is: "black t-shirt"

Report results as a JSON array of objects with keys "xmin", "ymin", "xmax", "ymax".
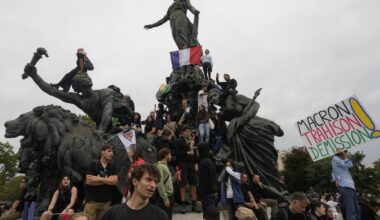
[
  {"xmin": 241, "ymin": 183, "xmax": 251, "ymax": 202},
  {"xmin": 276, "ymin": 207, "xmax": 308, "ymax": 220},
  {"xmin": 85, "ymin": 161, "xmax": 117, "ymax": 202},
  {"xmin": 250, "ymin": 183, "xmax": 264, "ymax": 203},
  {"xmin": 101, "ymin": 202, "xmax": 168, "ymax": 220}
]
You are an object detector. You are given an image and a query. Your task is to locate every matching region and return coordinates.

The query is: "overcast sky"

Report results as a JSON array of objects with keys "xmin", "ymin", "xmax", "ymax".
[{"xmin": 1, "ymin": 0, "xmax": 379, "ymax": 165}]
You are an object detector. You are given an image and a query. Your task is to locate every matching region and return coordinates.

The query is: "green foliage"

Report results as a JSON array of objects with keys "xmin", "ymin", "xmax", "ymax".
[
  {"xmin": 282, "ymin": 148, "xmax": 311, "ymax": 193},
  {"xmin": 0, "ymin": 142, "xmax": 18, "ymax": 186},
  {"xmin": 0, "ymin": 176, "xmax": 25, "ymax": 201},
  {"xmin": 78, "ymin": 114, "xmax": 97, "ymax": 129},
  {"xmin": 282, "ymin": 148, "xmax": 379, "ymax": 194}
]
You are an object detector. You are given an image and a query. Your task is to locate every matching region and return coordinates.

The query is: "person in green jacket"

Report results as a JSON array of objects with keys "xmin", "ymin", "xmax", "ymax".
[{"xmin": 154, "ymin": 148, "xmax": 178, "ymax": 220}]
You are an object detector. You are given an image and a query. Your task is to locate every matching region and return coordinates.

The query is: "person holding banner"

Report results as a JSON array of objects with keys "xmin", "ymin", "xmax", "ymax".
[
  {"xmin": 40, "ymin": 176, "xmax": 78, "ymax": 220},
  {"xmin": 331, "ymin": 148, "xmax": 360, "ymax": 220}
]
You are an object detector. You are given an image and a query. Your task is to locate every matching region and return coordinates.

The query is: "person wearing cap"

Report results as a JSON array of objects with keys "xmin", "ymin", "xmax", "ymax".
[
  {"xmin": 51, "ymin": 48, "xmax": 94, "ymax": 92},
  {"xmin": 331, "ymin": 148, "xmax": 360, "ymax": 220}
]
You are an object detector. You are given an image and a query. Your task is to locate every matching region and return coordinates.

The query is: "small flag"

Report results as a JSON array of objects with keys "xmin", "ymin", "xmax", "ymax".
[
  {"xmin": 170, "ymin": 46, "xmax": 202, "ymax": 70},
  {"xmin": 118, "ymin": 130, "xmax": 136, "ymax": 151}
]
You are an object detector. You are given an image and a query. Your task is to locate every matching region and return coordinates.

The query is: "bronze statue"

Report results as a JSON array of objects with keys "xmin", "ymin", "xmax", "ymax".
[
  {"xmin": 23, "ymin": 62, "xmax": 134, "ymax": 133},
  {"xmin": 144, "ymin": 0, "xmax": 200, "ymax": 49},
  {"xmin": 209, "ymin": 88, "xmax": 288, "ymax": 201}
]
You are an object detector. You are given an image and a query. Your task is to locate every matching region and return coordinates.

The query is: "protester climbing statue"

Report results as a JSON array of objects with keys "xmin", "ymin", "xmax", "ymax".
[{"xmin": 144, "ymin": 0, "xmax": 200, "ymax": 49}]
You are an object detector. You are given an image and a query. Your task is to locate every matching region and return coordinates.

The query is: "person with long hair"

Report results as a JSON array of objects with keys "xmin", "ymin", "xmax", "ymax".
[
  {"xmin": 197, "ymin": 104, "xmax": 210, "ymax": 143},
  {"xmin": 40, "ymin": 176, "xmax": 78, "ymax": 220},
  {"xmin": 220, "ymin": 160, "xmax": 244, "ymax": 220},
  {"xmin": 124, "ymin": 146, "xmax": 146, "ymax": 200}
]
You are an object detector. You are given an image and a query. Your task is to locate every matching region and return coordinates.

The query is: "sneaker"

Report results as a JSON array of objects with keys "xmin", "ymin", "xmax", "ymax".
[{"xmin": 180, "ymin": 204, "xmax": 186, "ymax": 214}]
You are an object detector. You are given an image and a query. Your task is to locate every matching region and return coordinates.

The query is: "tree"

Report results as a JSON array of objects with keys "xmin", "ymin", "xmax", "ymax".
[
  {"xmin": 0, "ymin": 142, "xmax": 18, "ymax": 186},
  {"xmin": 282, "ymin": 147, "xmax": 311, "ymax": 193},
  {"xmin": 0, "ymin": 176, "xmax": 25, "ymax": 201},
  {"xmin": 78, "ymin": 114, "xmax": 96, "ymax": 129}
]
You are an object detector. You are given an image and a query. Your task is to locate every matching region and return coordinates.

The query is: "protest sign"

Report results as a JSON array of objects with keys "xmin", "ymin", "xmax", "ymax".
[
  {"xmin": 118, "ymin": 129, "xmax": 136, "ymax": 151},
  {"xmin": 296, "ymin": 95, "xmax": 380, "ymax": 161}
]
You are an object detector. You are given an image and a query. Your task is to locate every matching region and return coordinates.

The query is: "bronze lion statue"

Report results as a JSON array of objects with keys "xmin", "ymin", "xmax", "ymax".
[{"xmin": 4, "ymin": 105, "xmax": 155, "ymax": 212}]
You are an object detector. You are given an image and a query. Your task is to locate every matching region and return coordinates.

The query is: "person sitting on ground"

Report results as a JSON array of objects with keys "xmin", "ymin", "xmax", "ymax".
[
  {"xmin": 51, "ymin": 48, "xmax": 94, "ymax": 92},
  {"xmin": 204, "ymin": 205, "xmax": 220, "ymax": 220},
  {"xmin": 236, "ymin": 207, "xmax": 257, "ymax": 220},
  {"xmin": 308, "ymin": 201, "xmax": 326, "ymax": 220},
  {"xmin": 251, "ymin": 174, "xmax": 278, "ymax": 220},
  {"xmin": 276, "ymin": 192, "xmax": 309, "ymax": 220},
  {"xmin": 101, "ymin": 164, "xmax": 169, "ymax": 220},
  {"xmin": 41, "ymin": 176, "xmax": 78, "ymax": 220},
  {"xmin": 240, "ymin": 173, "xmax": 267, "ymax": 220}
]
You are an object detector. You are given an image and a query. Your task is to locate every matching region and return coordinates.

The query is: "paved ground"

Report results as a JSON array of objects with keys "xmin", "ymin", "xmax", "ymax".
[{"xmin": 173, "ymin": 211, "xmax": 227, "ymax": 220}]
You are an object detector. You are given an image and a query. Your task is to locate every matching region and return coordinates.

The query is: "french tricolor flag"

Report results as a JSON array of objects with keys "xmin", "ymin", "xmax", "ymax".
[{"xmin": 170, "ymin": 46, "xmax": 202, "ymax": 70}]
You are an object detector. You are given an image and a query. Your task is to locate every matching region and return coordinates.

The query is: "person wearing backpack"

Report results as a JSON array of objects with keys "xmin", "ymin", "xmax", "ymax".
[
  {"xmin": 51, "ymin": 48, "xmax": 94, "ymax": 92},
  {"xmin": 153, "ymin": 148, "xmax": 177, "ymax": 220}
]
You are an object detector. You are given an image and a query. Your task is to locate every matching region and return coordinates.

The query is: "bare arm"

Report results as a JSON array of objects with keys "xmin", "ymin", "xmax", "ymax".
[
  {"xmin": 47, "ymin": 190, "xmax": 59, "ymax": 211},
  {"xmin": 98, "ymin": 175, "xmax": 118, "ymax": 186},
  {"xmin": 23, "ymin": 64, "xmax": 81, "ymax": 106},
  {"xmin": 186, "ymin": 0, "xmax": 199, "ymax": 14},
  {"xmin": 86, "ymin": 175, "xmax": 104, "ymax": 186},
  {"xmin": 144, "ymin": 13, "xmax": 169, "ymax": 29}
]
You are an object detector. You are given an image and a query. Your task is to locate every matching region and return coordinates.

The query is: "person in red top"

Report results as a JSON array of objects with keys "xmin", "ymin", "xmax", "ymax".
[{"xmin": 124, "ymin": 146, "xmax": 145, "ymax": 200}]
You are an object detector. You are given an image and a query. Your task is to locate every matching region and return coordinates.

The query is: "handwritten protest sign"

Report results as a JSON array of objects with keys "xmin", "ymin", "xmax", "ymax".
[{"xmin": 296, "ymin": 95, "xmax": 380, "ymax": 161}]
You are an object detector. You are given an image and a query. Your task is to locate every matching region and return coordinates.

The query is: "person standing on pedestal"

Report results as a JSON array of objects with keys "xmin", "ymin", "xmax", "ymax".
[{"xmin": 201, "ymin": 49, "xmax": 213, "ymax": 80}]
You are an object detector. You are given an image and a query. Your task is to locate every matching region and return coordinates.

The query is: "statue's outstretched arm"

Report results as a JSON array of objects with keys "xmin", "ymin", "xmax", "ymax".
[
  {"xmin": 99, "ymin": 101, "xmax": 113, "ymax": 133},
  {"xmin": 23, "ymin": 64, "xmax": 81, "ymax": 106},
  {"xmin": 186, "ymin": 0, "xmax": 199, "ymax": 14},
  {"xmin": 144, "ymin": 13, "xmax": 169, "ymax": 29}
]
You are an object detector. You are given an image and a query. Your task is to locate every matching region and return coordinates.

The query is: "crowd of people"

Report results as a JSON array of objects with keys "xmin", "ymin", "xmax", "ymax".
[{"xmin": 2, "ymin": 48, "xmax": 380, "ymax": 220}]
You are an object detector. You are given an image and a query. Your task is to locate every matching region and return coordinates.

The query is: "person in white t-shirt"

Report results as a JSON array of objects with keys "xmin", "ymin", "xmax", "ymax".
[{"xmin": 197, "ymin": 85, "xmax": 208, "ymax": 109}]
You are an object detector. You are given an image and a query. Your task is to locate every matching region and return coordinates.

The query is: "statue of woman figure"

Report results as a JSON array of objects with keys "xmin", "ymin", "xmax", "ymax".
[{"xmin": 144, "ymin": 0, "xmax": 200, "ymax": 49}]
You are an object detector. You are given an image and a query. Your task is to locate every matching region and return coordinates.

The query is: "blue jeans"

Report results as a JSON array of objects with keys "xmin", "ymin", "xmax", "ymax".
[
  {"xmin": 212, "ymin": 136, "xmax": 223, "ymax": 152},
  {"xmin": 338, "ymin": 187, "xmax": 360, "ymax": 220},
  {"xmin": 199, "ymin": 122, "xmax": 210, "ymax": 143}
]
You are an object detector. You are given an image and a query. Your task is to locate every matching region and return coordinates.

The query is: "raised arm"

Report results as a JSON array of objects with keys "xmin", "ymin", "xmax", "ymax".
[
  {"xmin": 144, "ymin": 13, "xmax": 169, "ymax": 29},
  {"xmin": 186, "ymin": 0, "xmax": 200, "ymax": 15},
  {"xmin": 23, "ymin": 64, "xmax": 81, "ymax": 106}
]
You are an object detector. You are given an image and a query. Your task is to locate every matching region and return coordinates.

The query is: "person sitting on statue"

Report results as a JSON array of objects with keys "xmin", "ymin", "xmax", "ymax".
[
  {"xmin": 216, "ymin": 73, "xmax": 238, "ymax": 98},
  {"xmin": 155, "ymin": 103, "xmax": 168, "ymax": 131},
  {"xmin": 144, "ymin": 0, "xmax": 200, "ymax": 49},
  {"xmin": 144, "ymin": 115, "xmax": 157, "ymax": 144},
  {"xmin": 40, "ymin": 175, "xmax": 78, "ymax": 220},
  {"xmin": 51, "ymin": 48, "xmax": 94, "ymax": 92}
]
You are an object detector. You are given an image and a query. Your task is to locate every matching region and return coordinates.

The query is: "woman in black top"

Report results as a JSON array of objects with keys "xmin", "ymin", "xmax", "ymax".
[{"xmin": 40, "ymin": 176, "xmax": 78, "ymax": 220}]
